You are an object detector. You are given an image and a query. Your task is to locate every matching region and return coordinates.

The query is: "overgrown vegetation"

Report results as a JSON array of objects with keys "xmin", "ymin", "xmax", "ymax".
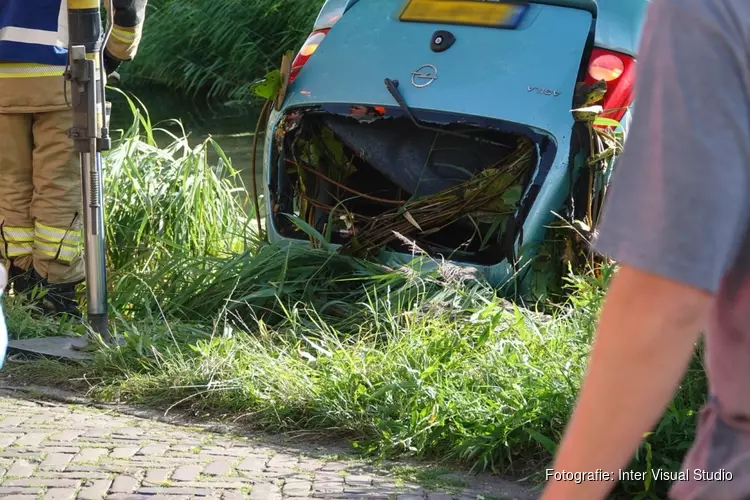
[
  {"xmin": 1, "ymin": 96, "xmax": 707, "ymax": 498},
  {"xmin": 121, "ymin": 0, "xmax": 323, "ymax": 100}
]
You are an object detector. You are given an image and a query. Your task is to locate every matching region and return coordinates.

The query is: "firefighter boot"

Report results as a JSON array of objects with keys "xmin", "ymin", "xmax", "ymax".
[
  {"xmin": 30, "ymin": 270, "xmax": 83, "ymax": 319},
  {"xmin": 7, "ymin": 264, "xmax": 38, "ymax": 296}
]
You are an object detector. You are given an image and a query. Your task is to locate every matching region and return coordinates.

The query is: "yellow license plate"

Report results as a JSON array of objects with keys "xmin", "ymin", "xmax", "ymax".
[{"xmin": 399, "ymin": 0, "xmax": 529, "ymax": 29}]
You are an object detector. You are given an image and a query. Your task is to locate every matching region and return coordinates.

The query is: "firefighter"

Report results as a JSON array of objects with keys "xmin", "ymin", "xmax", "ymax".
[{"xmin": 0, "ymin": 0, "xmax": 148, "ymax": 317}]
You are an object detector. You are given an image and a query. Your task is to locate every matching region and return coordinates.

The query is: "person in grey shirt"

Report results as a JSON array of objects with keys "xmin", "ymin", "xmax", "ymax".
[{"xmin": 540, "ymin": 0, "xmax": 750, "ymax": 498}]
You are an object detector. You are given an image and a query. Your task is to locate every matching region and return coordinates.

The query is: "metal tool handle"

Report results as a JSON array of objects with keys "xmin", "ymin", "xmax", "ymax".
[{"xmin": 65, "ymin": 0, "xmax": 113, "ymax": 341}]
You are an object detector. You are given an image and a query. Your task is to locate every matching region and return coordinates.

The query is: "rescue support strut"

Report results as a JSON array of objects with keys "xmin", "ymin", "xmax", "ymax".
[{"xmin": 65, "ymin": 0, "xmax": 113, "ymax": 341}]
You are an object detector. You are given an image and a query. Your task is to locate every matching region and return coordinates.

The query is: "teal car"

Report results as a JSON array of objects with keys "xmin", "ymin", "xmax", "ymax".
[{"xmin": 263, "ymin": 0, "xmax": 649, "ymax": 298}]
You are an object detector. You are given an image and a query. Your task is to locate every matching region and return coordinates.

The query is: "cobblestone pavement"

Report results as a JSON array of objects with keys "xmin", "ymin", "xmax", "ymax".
[{"xmin": 0, "ymin": 390, "xmax": 534, "ymax": 500}]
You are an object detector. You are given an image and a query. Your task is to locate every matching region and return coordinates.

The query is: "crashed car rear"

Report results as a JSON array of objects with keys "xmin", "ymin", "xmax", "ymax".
[{"xmin": 262, "ymin": 0, "xmax": 649, "ymax": 299}]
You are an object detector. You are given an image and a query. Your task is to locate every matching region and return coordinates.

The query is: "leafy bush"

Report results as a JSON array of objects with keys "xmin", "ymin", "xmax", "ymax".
[{"xmin": 121, "ymin": 0, "xmax": 324, "ymax": 100}]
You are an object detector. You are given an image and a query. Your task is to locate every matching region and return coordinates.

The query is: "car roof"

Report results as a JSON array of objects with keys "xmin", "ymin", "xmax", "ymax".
[{"xmin": 595, "ymin": 0, "xmax": 650, "ymax": 56}]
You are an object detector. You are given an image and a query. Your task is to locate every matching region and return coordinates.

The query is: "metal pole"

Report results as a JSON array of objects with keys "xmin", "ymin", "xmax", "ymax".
[{"xmin": 66, "ymin": 0, "xmax": 111, "ymax": 341}]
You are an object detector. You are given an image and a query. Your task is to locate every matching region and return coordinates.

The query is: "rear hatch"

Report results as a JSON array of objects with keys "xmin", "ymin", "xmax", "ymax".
[{"xmin": 285, "ymin": 0, "xmax": 596, "ymax": 133}]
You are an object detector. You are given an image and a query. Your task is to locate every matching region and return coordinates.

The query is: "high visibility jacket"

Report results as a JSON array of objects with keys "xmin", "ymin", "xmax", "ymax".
[
  {"xmin": 0, "ymin": 0, "xmax": 69, "ymax": 67},
  {"xmin": 0, "ymin": 0, "xmax": 147, "ymax": 113}
]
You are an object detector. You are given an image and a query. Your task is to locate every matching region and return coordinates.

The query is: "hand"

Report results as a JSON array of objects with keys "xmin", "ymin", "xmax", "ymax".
[
  {"xmin": 107, "ymin": 71, "xmax": 121, "ymax": 86},
  {"xmin": 103, "ymin": 50, "xmax": 122, "ymax": 75}
]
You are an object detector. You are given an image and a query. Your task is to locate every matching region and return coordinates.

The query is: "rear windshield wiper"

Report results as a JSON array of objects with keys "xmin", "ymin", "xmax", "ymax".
[{"xmin": 384, "ymin": 78, "xmax": 513, "ymax": 149}]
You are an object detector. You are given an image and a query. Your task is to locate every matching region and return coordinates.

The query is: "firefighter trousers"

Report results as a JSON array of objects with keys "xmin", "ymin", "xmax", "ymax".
[{"xmin": 0, "ymin": 109, "xmax": 84, "ymax": 285}]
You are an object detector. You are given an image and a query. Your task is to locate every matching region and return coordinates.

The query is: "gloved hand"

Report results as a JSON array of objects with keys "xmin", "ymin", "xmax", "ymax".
[
  {"xmin": 103, "ymin": 50, "xmax": 122, "ymax": 86},
  {"xmin": 103, "ymin": 49, "xmax": 122, "ymax": 74}
]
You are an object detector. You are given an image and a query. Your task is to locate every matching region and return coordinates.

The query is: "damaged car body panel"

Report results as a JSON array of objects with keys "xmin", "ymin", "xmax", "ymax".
[
  {"xmin": 263, "ymin": 0, "xmax": 649, "ymax": 298},
  {"xmin": 286, "ymin": 2, "xmax": 591, "ymax": 136}
]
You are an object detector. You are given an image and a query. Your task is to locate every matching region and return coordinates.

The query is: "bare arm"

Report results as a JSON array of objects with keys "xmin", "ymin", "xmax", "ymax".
[{"xmin": 540, "ymin": 265, "xmax": 710, "ymax": 499}]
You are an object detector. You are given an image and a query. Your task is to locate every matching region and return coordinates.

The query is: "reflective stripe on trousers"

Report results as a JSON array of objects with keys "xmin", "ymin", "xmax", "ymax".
[
  {"xmin": 0, "ymin": 225, "xmax": 33, "ymax": 259},
  {"xmin": 33, "ymin": 221, "xmax": 81, "ymax": 264}
]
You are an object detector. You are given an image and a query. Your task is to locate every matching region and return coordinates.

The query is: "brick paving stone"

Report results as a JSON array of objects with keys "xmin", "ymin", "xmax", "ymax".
[
  {"xmin": 84, "ymin": 429, "xmax": 111, "ymax": 439},
  {"xmin": 15, "ymin": 432, "xmax": 47, "ymax": 447},
  {"xmin": 137, "ymin": 486, "xmax": 214, "ymax": 496},
  {"xmin": 132, "ymin": 497, "xmax": 192, "ymax": 500},
  {"xmin": 169, "ymin": 444, "xmax": 195, "ymax": 453},
  {"xmin": 65, "ymin": 465, "xmax": 115, "ymax": 473},
  {"xmin": 0, "ymin": 435, "xmax": 18, "ymax": 447},
  {"xmin": 237, "ymin": 456, "xmax": 266, "ymax": 473},
  {"xmin": 41, "ymin": 446, "xmax": 81, "ymax": 454},
  {"xmin": 137, "ymin": 444, "xmax": 169, "ymax": 456},
  {"xmin": 73, "ymin": 448, "xmax": 109, "ymax": 463},
  {"xmin": 0, "ymin": 486, "xmax": 43, "ymax": 495},
  {"xmin": 40, "ymin": 452, "xmax": 74, "ymax": 470},
  {"xmin": 7, "ymin": 459, "xmax": 36, "ymax": 478},
  {"xmin": 78, "ymin": 479, "xmax": 113, "ymax": 500},
  {"xmin": 283, "ymin": 479, "xmax": 312, "ymax": 496},
  {"xmin": 44, "ymin": 488, "xmax": 78, "ymax": 499},
  {"xmin": 5, "ymin": 478, "xmax": 80, "ymax": 488},
  {"xmin": 313, "ymin": 471, "xmax": 345, "ymax": 482},
  {"xmin": 50, "ymin": 430, "xmax": 82, "ymax": 442},
  {"xmin": 110, "ymin": 447, "xmax": 140, "ymax": 459},
  {"xmin": 0, "ymin": 416, "xmax": 29, "ymax": 427},
  {"xmin": 178, "ymin": 481, "xmax": 249, "ymax": 489},
  {"xmin": 345, "ymin": 475, "xmax": 373, "ymax": 487},
  {"xmin": 203, "ymin": 460, "xmax": 233, "ymax": 476},
  {"xmin": 25, "ymin": 415, "xmax": 56, "ymax": 425},
  {"xmin": 297, "ymin": 459, "xmax": 323, "ymax": 471},
  {"xmin": 197, "ymin": 476, "xmax": 253, "ymax": 485},
  {"xmin": 250, "ymin": 482, "xmax": 281, "ymax": 499},
  {"xmin": 128, "ymin": 456, "xmax": 198, "ymax": 466},
  {"xmin": 0, "ymin": 450, "xmax": 41, "ymax": 459},
  {"xmin": 172, "ymin": 464, "xmax": 202, "ymax": 482},
  {"xmin": 320, "ymin": 461, "xmax": 349, "ymax": 472},
  {"xmin": 0, "ymin": 394, "xmax": 504, "ymax": 500},
  {"xmin": 313, "ymin": 481, "xmax": 344, "ymax": 494},
  {"xmin": 34, "ymin": 471, "xmax": 111, "ymax": 480},
  {"xmin": 267, "ymin": 454, "xmax": 298, "ymax": 469},
  {"xmin": 111, "ymin": 475, "xmax": 140, "ymax": 493},
  {"xmin": 144, "ymin": 468, "xmax": 173, "ymax": 484},
  {"xmin": 106, "ymin": 496, "xmax": 190, "ymax": 500},
  {"xmin": 113, "ymin": 427, "xmax": 142, "ymax": 437}
]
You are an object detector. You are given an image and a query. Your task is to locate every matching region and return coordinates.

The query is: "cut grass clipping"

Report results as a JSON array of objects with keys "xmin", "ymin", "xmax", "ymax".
[{"xmin": 3, "ymin": 95, "xmax": 707, "ymax": 499}]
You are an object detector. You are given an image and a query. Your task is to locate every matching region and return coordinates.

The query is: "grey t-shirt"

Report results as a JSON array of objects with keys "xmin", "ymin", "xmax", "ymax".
[{"xmin": 593, "ymin": 0, "xmax": 750, "ymax": 498}]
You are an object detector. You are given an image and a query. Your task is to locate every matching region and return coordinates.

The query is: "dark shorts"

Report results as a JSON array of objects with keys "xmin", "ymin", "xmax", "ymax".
[{"xmin": 670, "ymin": 397, "xmax": 750, "ymax": 500}]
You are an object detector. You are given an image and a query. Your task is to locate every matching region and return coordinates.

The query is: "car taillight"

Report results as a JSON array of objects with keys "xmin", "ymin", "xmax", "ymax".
[
  {"xmin": 584, "ymin": 48, "xmax": 636, "ymax": 125},
  {"xmin": 289, "ymin": 29, "xmax": 329, "ymax": 85}
]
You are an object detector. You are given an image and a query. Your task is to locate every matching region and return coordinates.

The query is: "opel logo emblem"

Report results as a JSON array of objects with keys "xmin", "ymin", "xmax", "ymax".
[{"xmin": 411, "ymin": 64, "xmax": 438, "ymax": 88}]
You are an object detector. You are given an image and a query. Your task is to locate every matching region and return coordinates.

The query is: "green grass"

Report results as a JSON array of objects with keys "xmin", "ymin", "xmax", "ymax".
[
  {"xmin": 121, "ymin": 0, "xmax": 324, "ymax": 101},
  {"xmin": 2, "ymin": 96, "xmax": 709, "ymax": 499}
]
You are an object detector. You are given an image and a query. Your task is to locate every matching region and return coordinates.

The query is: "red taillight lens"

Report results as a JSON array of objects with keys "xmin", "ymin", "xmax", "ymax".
[
  {"xmin": 289, "ymin": 29, "xmax": 329, "ymax": 85},
  {"xmin": 584, "ymin": 48, "xmax": 636, "ymax": 124}
]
